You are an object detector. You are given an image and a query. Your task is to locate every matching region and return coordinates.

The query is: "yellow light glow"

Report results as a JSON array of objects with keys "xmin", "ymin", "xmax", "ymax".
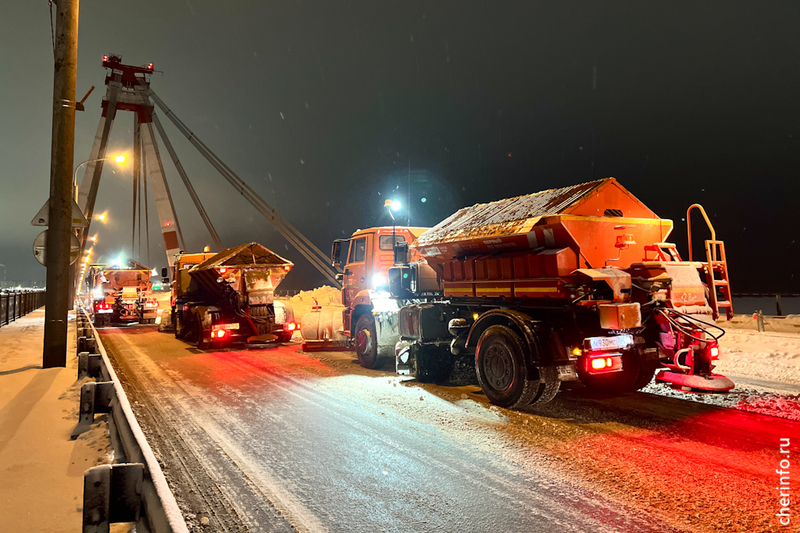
[
  {"xmin": 96, "ymin": 213, "xmax": 107, "ymax": 222},
  {"xmin": 115, "ymin": 155, "xmax": 126, "ymax": 163},
  {"xmin": 91, "ymin": 235, "xmax": 98, "ymax": 242},
  {"xmin": 572, "ymin": 347, "xmax": 582, "ymax": 357}
]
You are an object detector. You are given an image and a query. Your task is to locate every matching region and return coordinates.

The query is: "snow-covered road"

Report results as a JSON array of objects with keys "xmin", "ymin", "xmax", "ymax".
[{"xmin": 99, "ymin": 323, "xmax": 797, "ymax": 533}]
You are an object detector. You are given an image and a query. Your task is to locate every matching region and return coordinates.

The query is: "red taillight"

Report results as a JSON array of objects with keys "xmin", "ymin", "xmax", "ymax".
[
  {"xmin": 585, "ymin": 354, "xmax": 622, "ymax": 373},
  {"xmin": 211, "ymin": 329, "xmax": 228, "ymax": 339},
  {"xmin": 709, "ymin": 346, "xmax": 719, "ymax": 359},
  {"xmin": 220, "ymin": 267, "xmax": 227, "ymax": 274},
  {"xmin": 284, "ymin": 322, "xmax": 297, "ymax": 332},
  {"xmin": 591, "ymin": 357, "xmax": 608, "ymax": 370}
]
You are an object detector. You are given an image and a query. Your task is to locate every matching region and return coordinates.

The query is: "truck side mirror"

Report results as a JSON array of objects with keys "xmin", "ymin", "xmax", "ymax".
[{"xmin": 161, "ymin": 267, "xmax": 169, "ymax": 278}]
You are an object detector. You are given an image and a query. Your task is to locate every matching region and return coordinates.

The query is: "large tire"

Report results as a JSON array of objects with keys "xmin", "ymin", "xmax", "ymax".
[
  {"xmin": 475, "ymin": 325, "xmax": 541, "ymax": 409},
  {"xmin": 354, "ymin": 314, "xmax": 381, "ymax": 369},
  {"xmin": 194, "ymin": 319, "xmax": 208, "ymax": 350},
  {"xmin": 628, "ymin": 362, "xmax": 658, "ymax": 391},
  {"xmin": 577, "ymin": 350, "xmax": 641, "ymax": 394},
  {"xmin": 173, "ymin": 311, "xmax": 183, "ymax": 339}
]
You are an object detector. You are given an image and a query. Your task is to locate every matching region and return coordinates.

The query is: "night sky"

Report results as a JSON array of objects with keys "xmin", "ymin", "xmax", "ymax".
[{"xmin": 1, "ymin": 1, "xmax": 798, "ymax": 292}]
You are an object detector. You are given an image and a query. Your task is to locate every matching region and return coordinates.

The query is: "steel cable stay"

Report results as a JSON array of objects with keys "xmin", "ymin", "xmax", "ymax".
[
  {"xmin": 142, "ymin": 84, "xmax": 340, "ymax": 286},
  {"xmin": 150, "ymin": 111, "xmax": 223, "ymax": 252}
]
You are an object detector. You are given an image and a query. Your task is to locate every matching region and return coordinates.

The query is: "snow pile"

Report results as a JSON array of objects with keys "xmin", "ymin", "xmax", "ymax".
[
  {"xmin": 284, "ymin": 285, "xmax": 343, "ymax": 322},
  {"xmin": 734, "ymin": 392, "xmax": 800, "ymax": 421},
  {"xmin": 715, "ymin": 329, "xmax": 800, "ymax": 385}
]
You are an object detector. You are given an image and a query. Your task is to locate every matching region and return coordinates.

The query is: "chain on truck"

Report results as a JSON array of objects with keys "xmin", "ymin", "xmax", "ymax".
[{"xmin": 321, "ymin": 178, "xmax": 735, "ymax": 409}]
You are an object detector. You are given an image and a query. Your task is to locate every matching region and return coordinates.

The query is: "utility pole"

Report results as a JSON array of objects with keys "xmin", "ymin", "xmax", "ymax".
[{"xmin": 43, "ymin": 0, "xmax": 79, "ymax": 368}]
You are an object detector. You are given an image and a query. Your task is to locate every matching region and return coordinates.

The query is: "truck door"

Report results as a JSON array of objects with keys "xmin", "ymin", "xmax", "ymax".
[{"xmin": 343, "ymin": 235, "xmax": 369, "ymax": 308}]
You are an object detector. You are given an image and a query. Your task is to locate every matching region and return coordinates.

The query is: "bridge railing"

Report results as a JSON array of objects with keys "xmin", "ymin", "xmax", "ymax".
[{"xmin": 0, "ymin": 289, "xmax": 46, "ymax": 328}]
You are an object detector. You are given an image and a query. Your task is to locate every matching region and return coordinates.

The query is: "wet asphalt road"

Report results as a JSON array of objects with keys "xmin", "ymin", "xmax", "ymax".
[{"xmin": 100, "ymin": 324, "xmax": 678, "ymax": 533}]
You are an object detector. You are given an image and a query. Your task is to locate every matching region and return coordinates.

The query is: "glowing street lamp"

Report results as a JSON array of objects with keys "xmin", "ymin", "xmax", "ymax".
[
  {"xmin": 73, "ymin": 154, "xmax": 127, "ymax": 202},
  {"xmin": 95, "ymin": 212, "xmax": 108, "ymax": 223}
]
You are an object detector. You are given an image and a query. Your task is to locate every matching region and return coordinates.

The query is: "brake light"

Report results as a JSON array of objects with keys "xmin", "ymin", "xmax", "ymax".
[
  {"xmin": 591, "ymin": 357, "xmax": 613, "ymax": 370},
  {"xmin": 585, "ymin": 353, "xmax": 623, "ymax": 373},
  {"xmin": 212, "ymin": 329, "xmax": 228, "ymax": 339},
  {"xmin": 284, "ymin": 322, "xmax": 297, "ymax": 332},
  {"xmin": 709, "ymin": 346, "xmax": 719, "ymax": 359}
]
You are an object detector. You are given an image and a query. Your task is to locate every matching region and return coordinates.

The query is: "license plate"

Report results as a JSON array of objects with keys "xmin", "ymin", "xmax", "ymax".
[
  {"xmin": 212, "ymin": 323, "xmax": 239, "ymax": 331},
  {"xmin": 584, "ymin": 334, "xmax": 633, "ymax": 351}
]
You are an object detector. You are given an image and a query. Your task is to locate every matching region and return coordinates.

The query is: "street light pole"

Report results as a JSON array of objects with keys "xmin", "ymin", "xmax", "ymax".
[
  {"xmin": 74, "ymin": 155, "xmax": 125, "ymax": 201},
  {"xmin": 43, "ymin": 0, "xmax": 79, "ymax": 368}
]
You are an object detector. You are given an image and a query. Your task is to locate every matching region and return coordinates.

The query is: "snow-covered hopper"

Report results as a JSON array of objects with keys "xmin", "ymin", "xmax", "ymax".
[
  {"xmin": 389, "ymin": 178, "xmax": 735, "ymax": 407},
  {"xmin": 172, "ymin": 242, "xmax": 296, "ymax": 348}
]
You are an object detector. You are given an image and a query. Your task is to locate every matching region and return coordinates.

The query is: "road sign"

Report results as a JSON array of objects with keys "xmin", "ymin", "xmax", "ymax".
[
  {"xmin": 31, "ymin": 198, "xmax": 89, "ymax": 228},
  {"xmin": 33, "ymin": 230, "xmax": 80, "ymax": 265}
]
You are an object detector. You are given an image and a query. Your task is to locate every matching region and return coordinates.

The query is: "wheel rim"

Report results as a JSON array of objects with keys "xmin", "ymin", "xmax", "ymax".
[
  {"xmin": 356, "ymin": 328, "xmax": 372, "ymax": 356},
  {"xmin": 483, "ymin": 342, "xmax": 513, "ymax": 391}
]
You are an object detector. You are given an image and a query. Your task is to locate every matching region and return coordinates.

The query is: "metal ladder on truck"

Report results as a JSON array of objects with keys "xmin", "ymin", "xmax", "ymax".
[{"xmin": 687, "ymin": 204, "xmax": 734, "ymax": 320}]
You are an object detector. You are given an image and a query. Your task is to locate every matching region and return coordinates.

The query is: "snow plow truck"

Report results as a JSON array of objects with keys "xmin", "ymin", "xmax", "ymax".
[
  {"xmin": 88, "ymin": 261, "xmax": 158, "ymax": 327},
  {"xmin": 318, "ymin": 177, "xmax": 735, "ymax": 409},
  {"xmin": 167, "ymin": 242, "xmax": 298, "ymax": 349}
]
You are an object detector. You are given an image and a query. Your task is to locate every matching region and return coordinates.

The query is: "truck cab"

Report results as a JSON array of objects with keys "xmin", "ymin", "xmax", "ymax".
[{"xmin": 330, "ymin": 226, "xmax": 429, "ymax": 367}]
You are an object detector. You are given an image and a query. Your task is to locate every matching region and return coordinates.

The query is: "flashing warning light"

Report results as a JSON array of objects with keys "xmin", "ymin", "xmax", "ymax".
[
  {"xmin": 148, "ymin": 63, "xmax": 154, "ymax": 70},
  {"xmin": 165, "ymin": 221, "xmax": 173, "ymax": 227},
  {"xmin": 284, "ymin": 265, "xmax": 292, "ymax": 271},
  {"xmin": 709, "ymin": 346, "xmax": 720, "ymax": 359},
  {"xmin": 203, "ymin": 246, "xmax": 210, "ymax": 253},
  {"xmin": 472, "ymin": 313, "xmax": 479, "ymax": 320},
  {"xmin": 572, "ymin": 347, "xmax": 583, "ymax": 357},
  {"xmin": 103, "ymin": 55, "xmax": 108, "ymax": 62}
]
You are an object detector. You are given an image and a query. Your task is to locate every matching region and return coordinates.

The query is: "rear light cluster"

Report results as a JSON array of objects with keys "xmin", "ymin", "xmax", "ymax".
[
  {"xmin": 95, "ymin": 301, "xmax": 111, "ymax": 310},
  {"xmin": 585, "ymin": 353, "xmax": 623, "ymax": 374},
  {"xmin": 283, "ymin": 322, "xmax": 297, "ymax": 332},
  {"xmin": 211, "ymin": 329, "xmax": 228, "ymax": 340},
  {"xmin": 709, "ymin": 344, "xmax": 720, "ymax": 360}
]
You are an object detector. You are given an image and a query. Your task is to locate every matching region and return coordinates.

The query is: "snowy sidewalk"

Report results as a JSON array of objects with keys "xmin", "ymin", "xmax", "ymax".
[{"xmin": 0, "ymin": 309, "xmax": 110, "ymax": 532}]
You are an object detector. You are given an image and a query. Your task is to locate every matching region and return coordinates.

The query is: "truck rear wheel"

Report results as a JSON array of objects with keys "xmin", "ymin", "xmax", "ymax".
[
  {"xmin": 354, "ymin": 314, "xmax": 381, "ymax": 368},
  {"xmin": 476, "ymin": 325, "xmax": 541, "ymax": 409},
  {"xmin": 194, "ymin": 320, "xmax": 208, "ymax": 350}
]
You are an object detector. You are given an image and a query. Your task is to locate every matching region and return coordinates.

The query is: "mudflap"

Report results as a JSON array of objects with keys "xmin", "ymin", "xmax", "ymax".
[
  {"xmin": 247, "ymin": 333, "xmax": 278, "ymax": 344},
  {"xmin": 411, "ymin": 341, "xmax": 476, "ymax": 385},
  {"xmin": 655, "ymin": 370, "xmax": 734, "ymax": 393},
  {"xmin": 301, "ymin": 339, "xmax": 352, "ymax": 352}
]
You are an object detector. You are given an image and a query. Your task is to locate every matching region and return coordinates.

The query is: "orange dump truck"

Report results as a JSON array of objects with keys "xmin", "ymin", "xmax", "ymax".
[
  {"xmin": 169, "ymin": 242, "xmax": 297, "ymax": 349},
  {"xmin": 389, "ymin": 177, "xmax": 734, "ymax": 408}
]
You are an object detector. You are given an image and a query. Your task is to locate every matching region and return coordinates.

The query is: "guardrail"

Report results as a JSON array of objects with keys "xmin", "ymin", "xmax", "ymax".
[
  {"xmin": 0, "ymin": 289, "xmax": 46, "ymax": 327},
  {"xmin": 74, "ymin": 308, "xmax": 189, "ymax": 533}
]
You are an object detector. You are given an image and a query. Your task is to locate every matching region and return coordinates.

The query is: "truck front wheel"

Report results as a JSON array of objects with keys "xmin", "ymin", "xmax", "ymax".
[
  {"xmin": 476, "ymin": 325, "xmax": 540, "ymax": 409},
  {"xmin": 354, "ymin": 314, "xmax": 381, "ymax": 369}
]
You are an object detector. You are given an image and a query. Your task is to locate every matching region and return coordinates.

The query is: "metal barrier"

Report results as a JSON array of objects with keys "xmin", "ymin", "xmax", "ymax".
[
  {"xmin": 0, "ymin": 289, "xmax": 46, "ymax": 327},
  {"xmin": 74, "ymin": 308, "xmax": 189, "ymax": 533}
]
